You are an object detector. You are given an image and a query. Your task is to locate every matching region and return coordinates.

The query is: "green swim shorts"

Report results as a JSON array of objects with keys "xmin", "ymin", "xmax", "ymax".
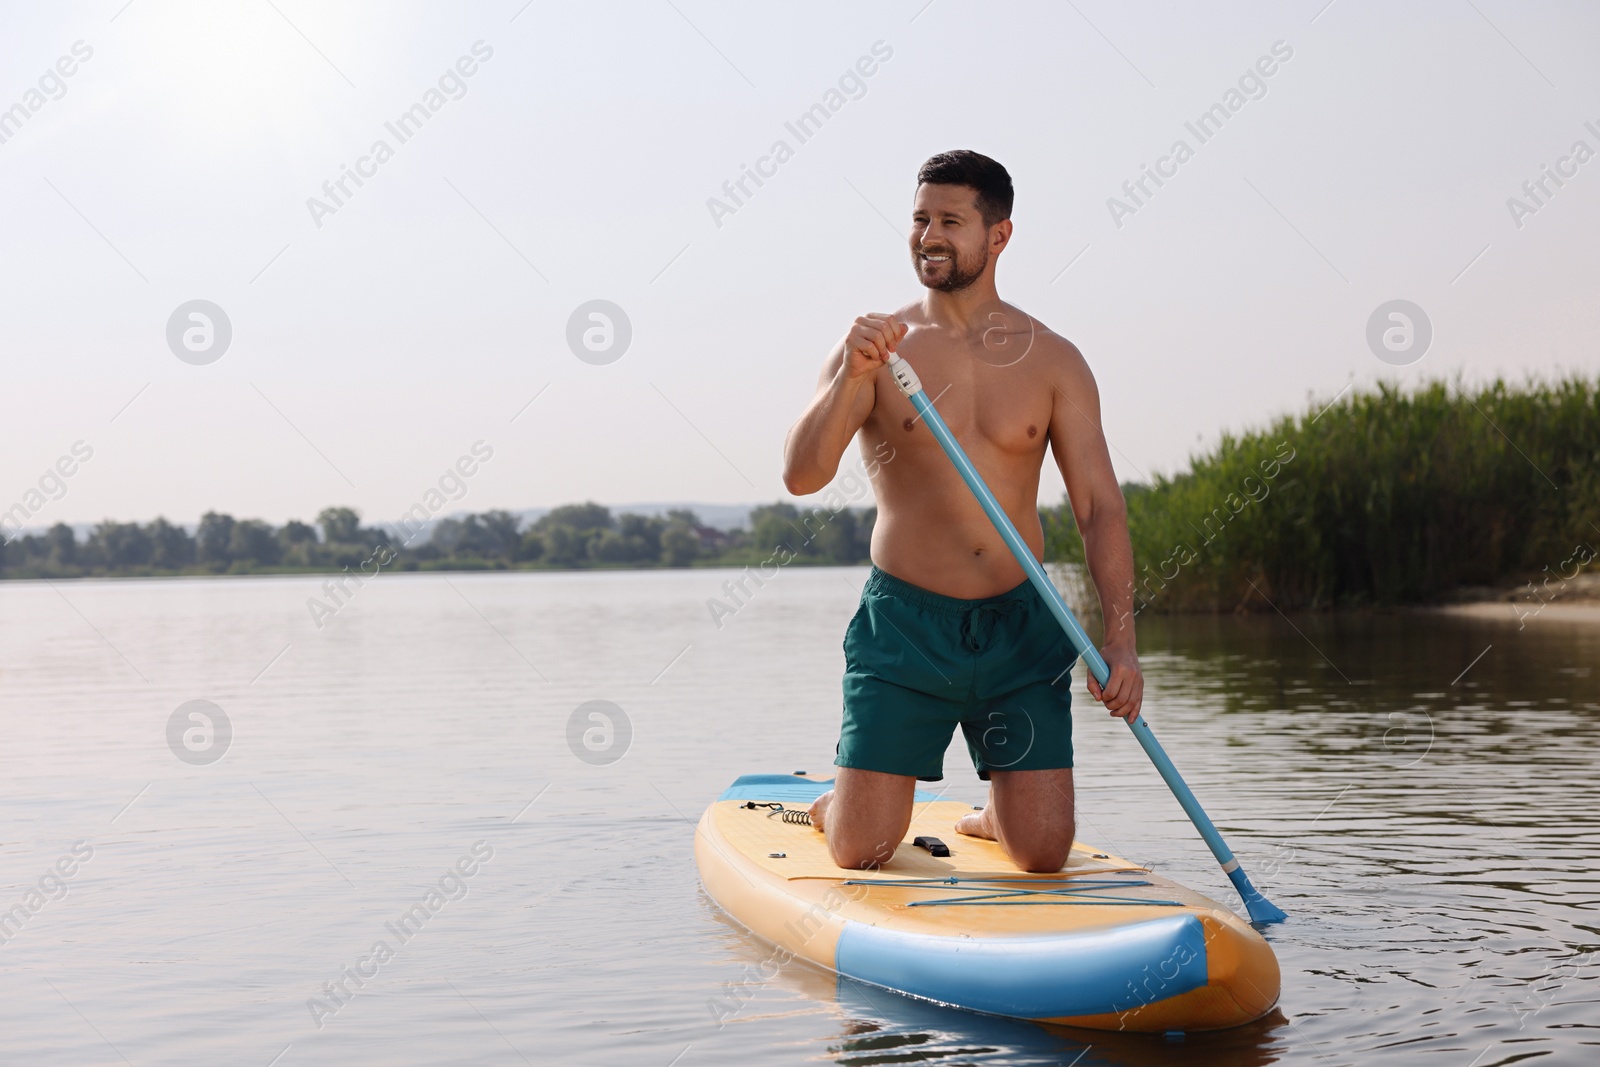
[{"xmin": 835, "ymin": 565, "xmax": 1077, "ymax": 782}]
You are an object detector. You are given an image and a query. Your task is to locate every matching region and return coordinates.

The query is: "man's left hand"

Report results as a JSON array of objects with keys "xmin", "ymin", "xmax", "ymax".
[{"xmin": 1087, "ymin": 643, "xmax": 1143, "ymax": 722}]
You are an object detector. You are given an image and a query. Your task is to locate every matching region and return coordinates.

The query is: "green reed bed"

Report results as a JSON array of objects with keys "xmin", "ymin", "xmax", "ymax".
[{"xmin": 1046, "ymin": 376, "xmax": 1600, "ymax": 612}]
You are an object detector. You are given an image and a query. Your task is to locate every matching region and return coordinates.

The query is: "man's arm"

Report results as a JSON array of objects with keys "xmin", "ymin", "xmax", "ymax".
[
  {"xmin": 1046, "ymin": 342, "xmax": 1145, "ymax": 722},
  {"xmin": 783, "ymin": 314, "xmax": 906, "ymax": 496}
]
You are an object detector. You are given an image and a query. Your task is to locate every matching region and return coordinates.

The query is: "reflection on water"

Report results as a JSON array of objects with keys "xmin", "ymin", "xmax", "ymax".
[
  {"xmin": 0, "ymin": 569, "xmax": 1595, "ymax": 1065},
  {"xmin": 831, "ymin": 977, "xmax": 1294, "ymax": 1067}
]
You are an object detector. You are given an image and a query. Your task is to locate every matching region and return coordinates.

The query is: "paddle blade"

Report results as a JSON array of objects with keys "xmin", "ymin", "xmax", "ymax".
[{"xmin": 1227, "ymin": 866, "xmax": 1288, "ymax": 925}]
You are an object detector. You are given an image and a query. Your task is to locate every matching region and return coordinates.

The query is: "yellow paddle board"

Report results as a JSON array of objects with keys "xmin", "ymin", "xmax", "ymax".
[{"xmin": 695, "ymin": 773, "xmax": 1281, "ymax": 1032}]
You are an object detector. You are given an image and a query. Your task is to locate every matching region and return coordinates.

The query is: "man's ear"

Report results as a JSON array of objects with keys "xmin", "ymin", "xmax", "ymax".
[{"xmin": 990, "ymin": 218, "xmax": 1014, "ymax": 254}]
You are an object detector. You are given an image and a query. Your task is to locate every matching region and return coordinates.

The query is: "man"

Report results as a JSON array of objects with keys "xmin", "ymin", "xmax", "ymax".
[{"xmin": 782, "ymin": 150, "xmax": 1143, "ymax": 874}]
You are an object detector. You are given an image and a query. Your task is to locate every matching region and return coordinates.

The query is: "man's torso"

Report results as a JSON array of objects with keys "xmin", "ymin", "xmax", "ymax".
[{"xmin": 859, "ymin": 300, "xmax": 1077, "ymax": 599}]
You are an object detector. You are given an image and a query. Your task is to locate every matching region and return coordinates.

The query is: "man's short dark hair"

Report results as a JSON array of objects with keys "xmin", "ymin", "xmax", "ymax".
[{"xmin": 916, "ymin": 150, "xmax": 1013, "ymax": 228}]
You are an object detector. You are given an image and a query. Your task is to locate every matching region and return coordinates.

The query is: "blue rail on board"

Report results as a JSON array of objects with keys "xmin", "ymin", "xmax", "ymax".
[
  {"xmin": 835, "ymin": 913, "xmax": 1209, "ymax": 1020},
  {"xmin": 718, "ymin": 774, "xmax": 943, "ymax": 805}
]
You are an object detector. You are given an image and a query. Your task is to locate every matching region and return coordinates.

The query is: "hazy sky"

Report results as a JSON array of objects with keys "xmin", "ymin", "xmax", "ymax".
[{"xmin": 3, "ymin": 0, "xmax": 1596, "ymax": 530}]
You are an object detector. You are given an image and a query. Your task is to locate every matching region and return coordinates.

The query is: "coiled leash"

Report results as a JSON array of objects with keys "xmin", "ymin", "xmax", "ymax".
[{"xmin": 741, "ymin": 801, "xmax": 812, "ymax": 826}]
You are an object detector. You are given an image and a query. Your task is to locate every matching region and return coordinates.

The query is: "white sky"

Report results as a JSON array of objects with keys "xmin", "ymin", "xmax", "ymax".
[{"xmin": 2, "ymin": 0, "xmax": 1596, "ymax": 530}]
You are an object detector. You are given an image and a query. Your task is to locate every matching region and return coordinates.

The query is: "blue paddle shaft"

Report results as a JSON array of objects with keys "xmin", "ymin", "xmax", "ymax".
[{"xmin": 886, "ymin": 353, "xmax": 1286, "ymax": 923}]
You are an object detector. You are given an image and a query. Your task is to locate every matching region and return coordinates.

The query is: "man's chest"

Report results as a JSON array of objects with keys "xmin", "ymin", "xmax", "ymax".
[{"xmin": 870, "ymin": 339, "xmax": 1055, "ymax": 458}]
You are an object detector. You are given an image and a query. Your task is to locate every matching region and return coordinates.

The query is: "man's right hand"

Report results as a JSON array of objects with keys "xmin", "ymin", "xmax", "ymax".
[
  {"xmin": 844, "ymin": 314, "xmax": 908, "ymax": 380},
  {"xmin": 783, "ymin": 312, "xmax": 902, "ymax": 495}
]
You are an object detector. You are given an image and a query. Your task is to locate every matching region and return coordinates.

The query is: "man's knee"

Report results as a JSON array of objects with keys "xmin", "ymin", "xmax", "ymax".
[
  {"xmin": 997, "ymin": 818, "xmax": 1074, "ymax": 873},
  {"xmin": 826, "ymin": 833, "xmax": 898, "ymax": 871},
  {"xmin": 1010, "ymin": 843, "xmax": 1070, "ymax": 873},
  {"xmin": 829, "ymin": 847, "xmax": 890, "ymax": 871}
]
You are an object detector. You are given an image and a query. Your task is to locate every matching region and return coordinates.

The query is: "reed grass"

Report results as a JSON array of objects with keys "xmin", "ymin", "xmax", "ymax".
[{"xmin": 1045, "ymin": 376, "xmax": 1600, "ymax": 611}]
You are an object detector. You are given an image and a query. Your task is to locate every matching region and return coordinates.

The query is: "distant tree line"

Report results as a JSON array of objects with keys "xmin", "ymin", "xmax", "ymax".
[{"xmin": 0, "ymin": 503, "xmax": 877, "ymax": 579}]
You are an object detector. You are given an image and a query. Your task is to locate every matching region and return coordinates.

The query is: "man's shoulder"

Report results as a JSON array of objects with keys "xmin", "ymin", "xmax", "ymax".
[{"xmin": 1011, "ymin": 309, "xmax": 1086, "ymax": 373}]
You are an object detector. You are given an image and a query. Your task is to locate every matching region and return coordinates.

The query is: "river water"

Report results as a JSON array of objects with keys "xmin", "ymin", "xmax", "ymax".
[{"xmin": 1, "ymin": 566, "xmax": 1596, "ymax": 1065}]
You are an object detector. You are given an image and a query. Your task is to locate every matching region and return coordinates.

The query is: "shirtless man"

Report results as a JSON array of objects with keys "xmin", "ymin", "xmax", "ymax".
[{"xmin": 782, "ymin": 150, "xmax": 1143, "ymax": 874}]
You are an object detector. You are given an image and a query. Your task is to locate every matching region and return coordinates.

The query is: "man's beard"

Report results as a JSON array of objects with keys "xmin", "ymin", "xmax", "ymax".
[{"xmin": 914, "ymin": 243, "xmax": 989, "ymax": 292}]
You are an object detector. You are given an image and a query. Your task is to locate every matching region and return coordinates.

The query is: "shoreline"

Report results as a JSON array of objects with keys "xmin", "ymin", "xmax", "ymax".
[
  {"xmin": 9, "ymin": 563, "xmax": 1599, "ymax": 626},
  {"xmin": 1430, "ymin": 602, "xmax": 1600, "ymax": 625},
  {"xmin": 1429, "ymin": 573, "xmax": 1600, "ymax": 625},
  {"xmin": 0, "ymin": 560, "xmax": 877, "ymax": 587}
]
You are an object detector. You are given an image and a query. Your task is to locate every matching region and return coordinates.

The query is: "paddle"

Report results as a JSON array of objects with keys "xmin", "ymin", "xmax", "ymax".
[{"xmin": 884, "ymin": 352, "xmax": 1288, "ymax": 925}]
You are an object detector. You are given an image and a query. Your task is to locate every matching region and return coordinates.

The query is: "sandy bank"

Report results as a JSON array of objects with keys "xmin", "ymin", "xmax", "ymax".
[
  {"xmin": 1432, "ymin": 573, "xmax": 1600, "ymax": 625},
  {"xmin": 1433, "ymin": 601, "xmax": 1600, "ymax": 625}
]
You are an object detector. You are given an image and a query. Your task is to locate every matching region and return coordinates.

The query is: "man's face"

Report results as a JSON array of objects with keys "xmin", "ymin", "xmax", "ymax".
[{"xmin": 910, "ymin": 183, "xmax": 991, "ymax": 292}]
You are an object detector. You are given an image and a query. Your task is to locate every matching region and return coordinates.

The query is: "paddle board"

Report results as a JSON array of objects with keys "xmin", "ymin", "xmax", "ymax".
[{"xmin": 695, "ymin": 773, "xmax": 1281, "ymax": 1032}]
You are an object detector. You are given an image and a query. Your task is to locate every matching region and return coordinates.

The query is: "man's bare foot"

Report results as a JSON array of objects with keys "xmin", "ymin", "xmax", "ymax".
[
  {"xmin": 807, "ymin": 790, "xmax": 833, "ymax": 833},
  {"xmin": 955, "ymin": 805, "xmax": 997, "ymax": 840}
]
